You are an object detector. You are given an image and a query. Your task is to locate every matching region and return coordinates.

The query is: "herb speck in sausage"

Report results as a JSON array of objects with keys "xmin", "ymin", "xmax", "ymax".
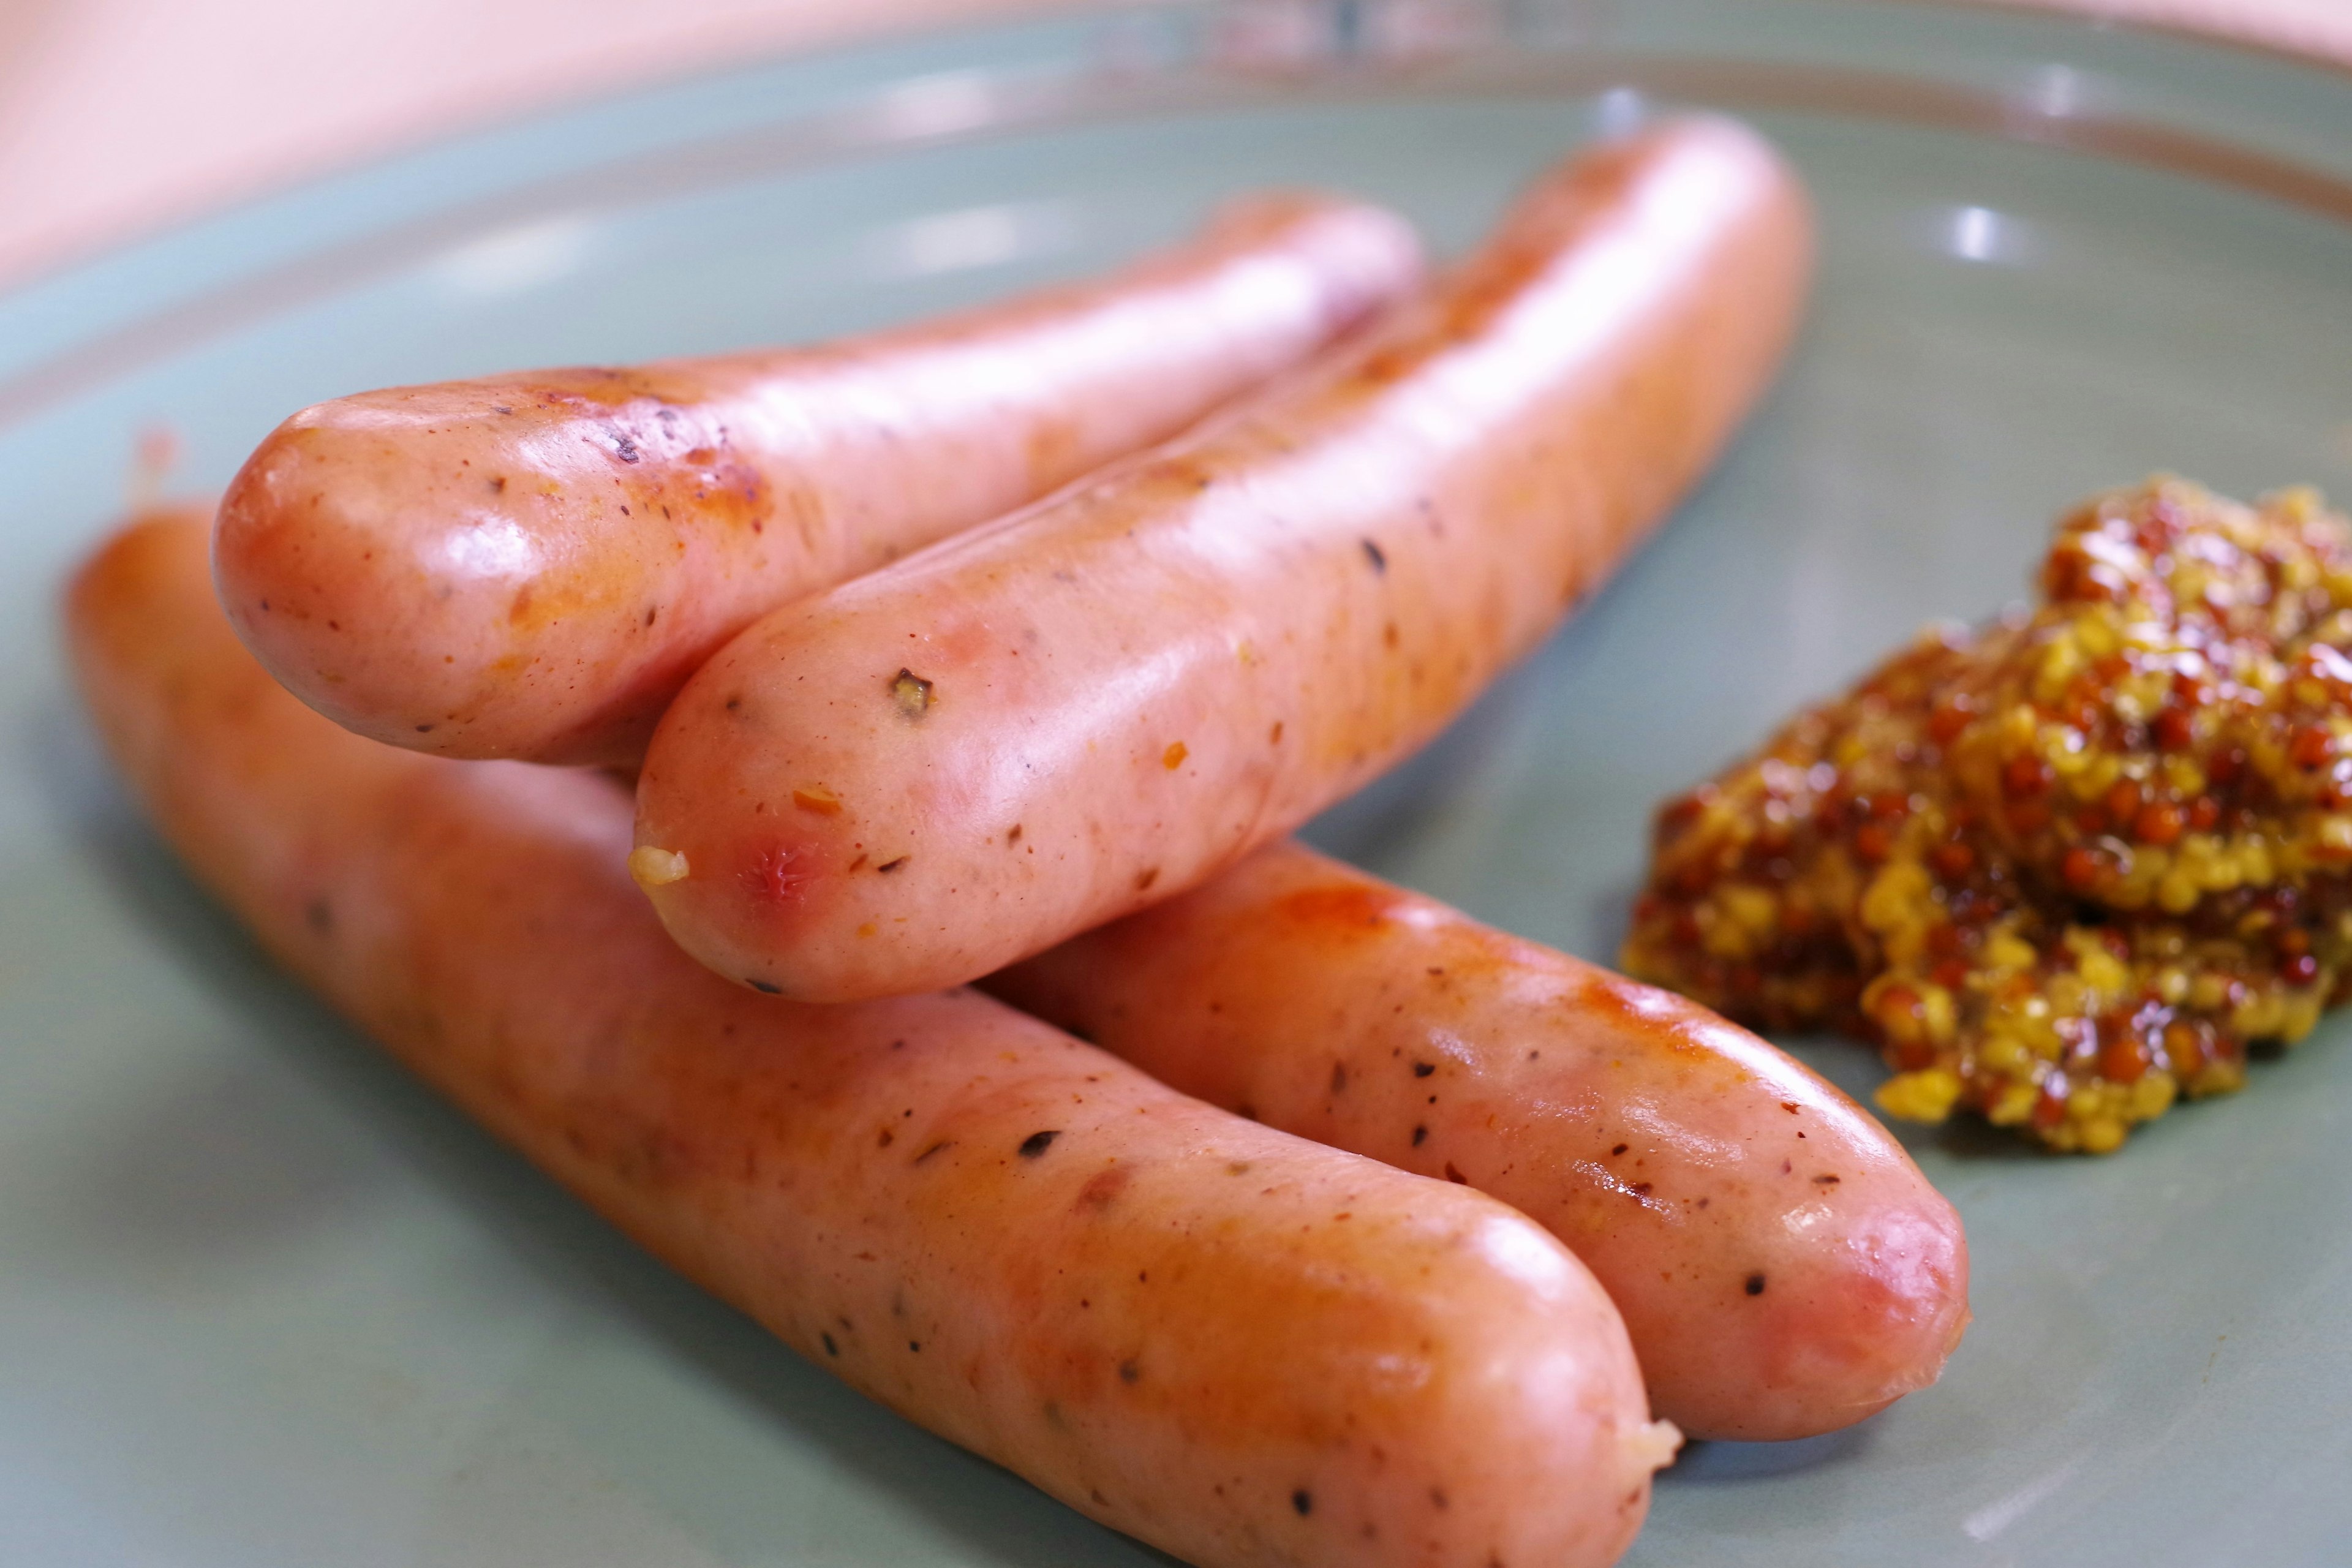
[
  {"xmin": 747, "ymin": 978, "xmax": 782, "ymax": 994},
  {"xmin": 1018, "ymin": 1130, "xmax": 1061, "ymax": 1159},
  {"xmin": 1361, "ymin": 539, "xmax": 1387, "ymax": 573},
  {"xmin": 821, "ymin": 1332, "xmax": 839, "ymax": 1356},
  {"xmin": 1292, "ymin": 1490, "xmax": 1314, "ymax": 1517},
  {"xmin": 1746, "ymin": 1273, "xmax": 1768, "ymax": 1296},
  {"xmin": 1412, "ymin": 1061, "xmax": 1435, "ymax": 1078},
  {"xmin": 1411, "ymin": 1125, "xmax": 1427, "ymax": 1146}
]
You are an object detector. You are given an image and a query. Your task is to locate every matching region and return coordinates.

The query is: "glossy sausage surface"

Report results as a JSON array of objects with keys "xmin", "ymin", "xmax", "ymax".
[
  {"xmin": 214, "ymin": 196, "xmax": 1422, "ymax": 765},
  {"xmin": 70, "ymin": 512, "xmax": 1676, "ymax": 1568},
  {"xmin": 633, "ymin": 118, "xmax": 1812, "ymax": 1000},
  {"xmin": 989, "ymin": 839, "xmax": 1970, "ymax": 1442}
]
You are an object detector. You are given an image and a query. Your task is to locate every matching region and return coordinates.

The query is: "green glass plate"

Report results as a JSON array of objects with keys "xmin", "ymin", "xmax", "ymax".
[{"xmin": 4, "ymin": 2, "xmax": 2349, "ymax": 1562}]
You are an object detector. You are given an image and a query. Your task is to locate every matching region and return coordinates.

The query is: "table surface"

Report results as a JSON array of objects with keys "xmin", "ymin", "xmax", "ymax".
[{"xmin": 1, "ymin": 0, "xmax": 2348, "ymax": 292}]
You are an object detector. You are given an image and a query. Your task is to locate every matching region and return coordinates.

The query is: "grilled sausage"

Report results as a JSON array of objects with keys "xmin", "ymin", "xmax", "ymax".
[
  {"xmin": 988, "ymin": 839, "xmax": 1970, "ymax": 1442},
  {"xmin": 214, "ymin": 195, "xmax": 1422, "ymax": 765},
  {"xmin": 69, "ymin": 511, "xmax": 1677, "ymax": 1568},
  {"xmin": 633, "ymin": 117, "xmax": 1812, "ymax": 1000}
]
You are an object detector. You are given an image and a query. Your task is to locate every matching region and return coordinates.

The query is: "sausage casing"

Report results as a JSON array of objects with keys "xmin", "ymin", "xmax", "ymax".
[
  {"xmin": 633, "ymin": 118, "xmax": 1812, "ymax": 1000},
  {"xmin": 214, "ymin": 195, "xmax": 1422, "ymax": 765},
  {"xmin": 988, "ymin": 839, "xmax": 1971, "ymax": 1442},
  {"xmin": 70, "ymin": 512, "xmax": 1677, "ymax": 1568}
]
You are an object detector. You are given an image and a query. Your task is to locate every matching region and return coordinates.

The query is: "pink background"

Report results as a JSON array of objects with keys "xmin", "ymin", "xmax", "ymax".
[{"xmin": 2, "ymin": 0, "xmax": 2348, "ymax": 291}]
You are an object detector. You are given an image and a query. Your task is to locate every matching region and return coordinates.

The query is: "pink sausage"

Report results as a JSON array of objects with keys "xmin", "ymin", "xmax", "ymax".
[
  {"xmin": 987, "ymin": 839, "xmax": 1971, "ymax": 1442},
  {"xmin": 632, "ymin": 117, "xmax": 1812, "ymax": 1001},
  {"xmin": 214, "ymin": 195, "xmax": 1423, "ymax": 765},
  {"xmin": 69, "ymin": 511, "xmax": 1677, "ymax": 1568}
]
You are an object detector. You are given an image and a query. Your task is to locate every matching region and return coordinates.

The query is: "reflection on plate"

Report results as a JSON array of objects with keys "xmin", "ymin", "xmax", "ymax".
[{"xmin": 2, "ymin": 2, "xmax": 2350, "ymax": 1564}]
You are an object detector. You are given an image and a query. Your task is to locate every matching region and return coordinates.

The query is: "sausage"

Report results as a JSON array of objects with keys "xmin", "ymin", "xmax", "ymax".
[
  {"xmin": 986, "ymin": 839, "xmax": 1970, "ymax": 1442},
  {"xmin": 631, "ymin": 117, "xmax": 1813, "ymax": 1001},
  {"xmin": 67, "ymin": 510, "xmax": 1678, "ymax": 1568},
  {"xmin": 213, "ymin": 195, "xmax": 1423, "ymax": 766}
]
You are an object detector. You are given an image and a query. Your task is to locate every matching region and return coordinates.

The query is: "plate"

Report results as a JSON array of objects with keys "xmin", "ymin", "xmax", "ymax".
[{"xmin": 6, "ymin": 2, "xmax": 2352, "ymax": 1562}]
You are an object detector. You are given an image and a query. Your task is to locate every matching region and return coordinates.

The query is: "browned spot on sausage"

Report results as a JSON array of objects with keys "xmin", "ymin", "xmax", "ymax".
[
  {"xmin": 1117, "ymin": 1359, "xmax": 1140, "ymax": 1385},
  {"xmin": 1075, "ymin": 1165, "xmax": 1132, "ymax": 1212},
  {"xmin": 914, "ymin": 1140, "xmax": 954, "ymax": 1164},
  {"xmin": 1443, "ymin": 1163, "xmax": 1466, "ymax": 1183},
  {"xmin": 1134, "ymin": 867, "xmax": 1159, "ymax": 892},
  {"xmin": 1572, "ymin": 968, "xmax": 1738, "ymax": 1066},
  {"xmin": 1812, "ymin": 1173, "xmax": 1841, "ymax": 1186},
  {"xmin": 1330, "ymin": 1063, "xmax": 1348, "ymax": 1095},
  {"xmin": 877, "ymin": 857, "xmax": 910, "ymax": 873},
  {"xmin": 1026, "ymin": 416, "xmax": 1082, "ymax": 486},
  {"xmin": 1277, "ymin": 881, "xmax": 1404, "ymax": 932},
  {"xmin": 877, "ymin": 1128, "xmax": 894, "ymax": 1148},
  {"xmin": 1269, "ymin": 721, "xmax": 1284, "ymax": 744}
]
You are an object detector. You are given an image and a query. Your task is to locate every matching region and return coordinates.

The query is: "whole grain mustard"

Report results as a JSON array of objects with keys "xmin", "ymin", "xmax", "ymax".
[{"xmin": 1625, "ymin": 478, "xmax": 2352, "ymax": 1152}]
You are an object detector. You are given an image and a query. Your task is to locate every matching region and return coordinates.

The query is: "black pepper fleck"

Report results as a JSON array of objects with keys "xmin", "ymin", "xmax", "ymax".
[{"xmin": 1018, "ymin": 1130, "xmax": 1061, "ymax": 1159}]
